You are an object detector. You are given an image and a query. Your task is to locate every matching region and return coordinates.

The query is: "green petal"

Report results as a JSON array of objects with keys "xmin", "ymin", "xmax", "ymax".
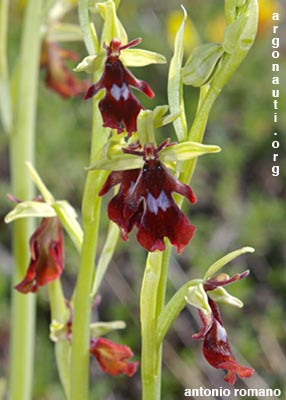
[
  {"xmin": 159, "ymin": 141, "xmax": 221, "ymax": 162},
  {"xmin": 121, "ymin": 48, "xmax": 166, "ymax": 66},
  {"xmin": 182, "ymin": 43, "xmax": 224, "ymax": 87},
  {"xmin": 5, "ymin": 201, "xmax": 56, "ymax": 223},
  {"xmin": 204, "ymin": 246, "xmax": 255, "ymax": 280}
]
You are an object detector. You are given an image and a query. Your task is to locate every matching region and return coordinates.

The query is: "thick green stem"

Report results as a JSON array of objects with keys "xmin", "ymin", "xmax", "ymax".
[
  {"xmin": 70, "ymin": 170, "xmax": 104, "ymax": 400},
  {"xmin": 8, "ymin": 0, "xmax": 43, "ymax": 399},
  {"xmin": 141, "ymin": 252, "xmax": 163, "ymax": 400}
]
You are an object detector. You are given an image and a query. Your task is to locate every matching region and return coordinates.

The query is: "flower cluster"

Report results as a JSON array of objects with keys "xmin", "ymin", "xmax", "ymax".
[
  {"xmin": 99, "ymin": 140, "xmax": 196, "ymax": 254},
  {"xmin": 84, "ymin": 38, "xmax": 154, "ymax": 135},
  {"xmin": 192, "ymin": 271, "xmax": 254, "ymax": 385}
]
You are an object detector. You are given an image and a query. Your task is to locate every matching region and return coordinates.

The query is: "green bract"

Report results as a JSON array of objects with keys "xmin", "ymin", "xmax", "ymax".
[
  {"xmin": 167, "ymin": 6, "xmax": 188, "ymax": 142},
  {"xmin": 182, "ymin": 43, "xmax": 224, "ymax": 87}
]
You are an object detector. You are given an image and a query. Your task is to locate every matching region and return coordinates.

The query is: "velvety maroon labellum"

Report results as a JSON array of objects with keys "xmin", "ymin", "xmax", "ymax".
[
  {"xmin": 90, "ymin": 337, "xmax": 139, "ymax": 377},
  {"xmin": 15, "ymin": 217, "xmax": 64, "ymax": 293},
  {"xmin": 84, "ymin": 38, "xmax": 154, "ymax": 135}
]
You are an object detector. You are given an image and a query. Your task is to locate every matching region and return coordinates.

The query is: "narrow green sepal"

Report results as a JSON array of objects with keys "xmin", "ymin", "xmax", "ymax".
[
  {"xmin": 185, "ymin": 283, "xmax": 212, "ymax": 315},
  {"xmin": 5, "ymin": 201, "xmax": 56, "ymax": 223},
  {"xmin": 182, "ymin": 43, "xmax": 224, "ymax": 87},
  {"xmin": 208, "ymin": 286, "xmax": 244, "ymax": 308},
  {"xmin": 204, "ymin": 246, "xmax": 255, "ymax": 280},
  {"xmin": 90, "ymin": 321, "xmax": 126, "ymax": 338},
  {"xmin": 26, "ymin": 161, "xmax": 55, "ymax": 204},
  {"xmin": 159, "ymin": 141, "xmax": 221, "ymax": 163},
  {"xmin": 74, "ymin": 52, "xmax": 105, "ymax": 73},
  {"xmin": 96, "ymin": 0, "xmax": 128, "ymax": 46},
  {"xmin": 120, "ymin": 48, "xmax": 166, "ymax": 67},
  {"xmin": 87, "ymin": 153, "xmax": 143, "ymax": 171},
  {"xmin": 53, "ymin": 200, "xmax": 83, "ymax": 252}
]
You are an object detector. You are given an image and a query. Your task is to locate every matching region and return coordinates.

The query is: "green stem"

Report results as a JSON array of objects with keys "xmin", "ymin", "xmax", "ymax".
[
  {"xmin": 140, "ymin": 251, "xmax": 163, "ymax": 400},
  {"xmin": 70, "ymin": 170, "xmax": 104, "ymax": 400},
  {"xmin": 0, "ymin": 0, "xmax": 12, "ymax": 132},
  {"xmin": 8, "ymin": 0, "xmax": 43, "ymax": 399}
]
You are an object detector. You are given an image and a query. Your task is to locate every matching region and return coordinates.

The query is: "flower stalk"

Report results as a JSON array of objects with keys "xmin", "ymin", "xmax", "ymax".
[{"xmin": 8, "ymin": 0, "xmax": 43, "ymax": 399}]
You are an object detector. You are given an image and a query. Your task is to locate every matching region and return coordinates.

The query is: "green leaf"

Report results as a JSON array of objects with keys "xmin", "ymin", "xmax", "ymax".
[
  {"xmin": 74, "ymin": 52, "xmax": 105, "ymax": 73},
  {"xmin": 167, "ymin": 5, "xmax": 188, "ymax": 142},
  {"xmin": 90, "ymin": 321, "xmax": 126, "ymax": 338},
  {"xmin": 91, "ymin": 221, "xmax": 119, "ymax": 297},
  {"xmin": 204, "ymin": 246, "xmax": 255, "ymax": 280},
  {"xmin": 182, "ymin": 43, "xmax": 224, "ymax": 87},
  {"xmin": 159, "ymin": 141, "xmax": 221, "ymax": 162},
  {"xmin": 96, "ymin": 0, "xmax": 128, "ymax": 46},
  {"xmin": 5, "ymin": 201, "xmax": 56, "ymax": 223},
  {"xmin": 209, "ymin": 287, "xmax": 244, "ymax": 308},
  {"xmin": 121, "ymin": 48, "xmax": 166, "ymax": 67}
]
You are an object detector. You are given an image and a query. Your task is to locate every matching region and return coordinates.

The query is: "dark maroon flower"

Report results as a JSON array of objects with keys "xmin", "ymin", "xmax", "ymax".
[
  {"xmin": 15, "ymin": 217, "xmax": 64, "ymax": 293},
  {"xmin": 90, "ymin": 337, "xmax": 139, "ymax": 377},
  {"xmin": 84, "ymin": 38, "xmax": 154, "ymax": 135},
  {"xmin": 193, "ymin": 272, "xmax": 254, "ymax": 385},
  {"xmin": 98, "ymin": 169, "xmax": 142, "ymax": 240},
  {"xmin": 99, "ymin": 141, "xmax": 196, "ymax": 253},
  {"xmin": 40, "ymin": 40, "xmax": 89, "ymax": 98}
]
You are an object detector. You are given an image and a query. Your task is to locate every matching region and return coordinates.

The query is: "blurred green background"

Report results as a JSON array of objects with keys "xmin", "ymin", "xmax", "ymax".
[{"xmin": 0, "ymin": 0, "xmax": 285, "ymax": 399}]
